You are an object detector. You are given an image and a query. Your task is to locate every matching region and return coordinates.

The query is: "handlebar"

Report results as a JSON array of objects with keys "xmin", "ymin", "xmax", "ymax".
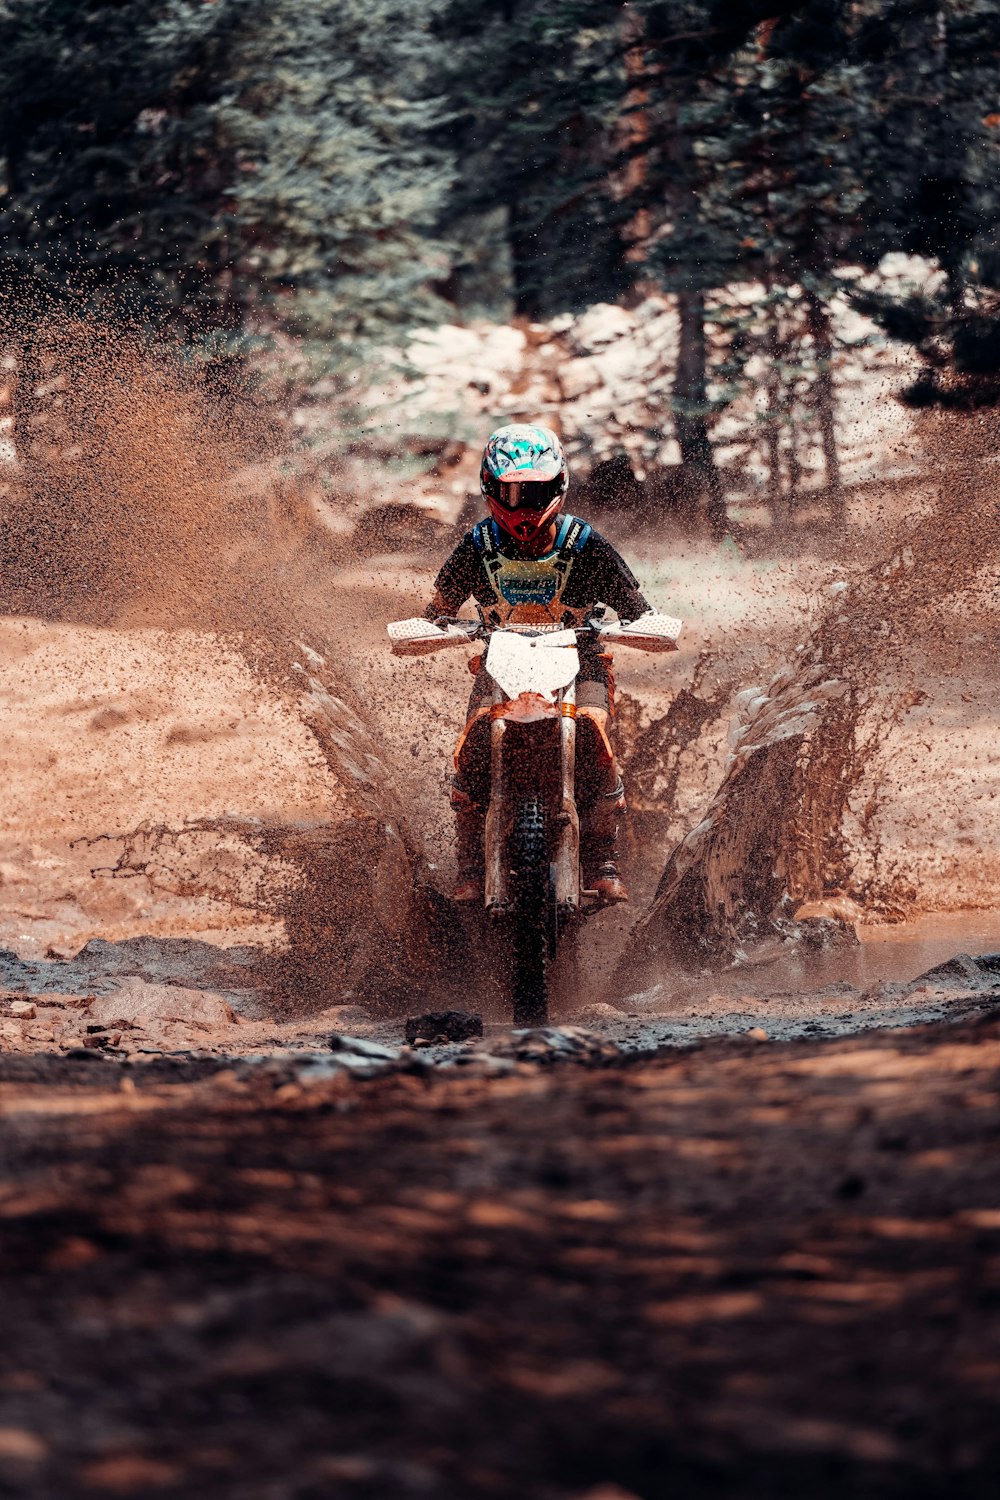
[
  {"xmin": 389, "ymin": 612, "xmax": 681, "ymax": 656},
  {"xmin": 431, "ymin": 617, "xmax": 607, "ymax": 640}
]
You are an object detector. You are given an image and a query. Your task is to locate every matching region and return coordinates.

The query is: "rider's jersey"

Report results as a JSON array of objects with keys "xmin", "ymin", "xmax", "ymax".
[{"xmin": 431, "ymin": 514, "xmax": 650, "ymax": 629}]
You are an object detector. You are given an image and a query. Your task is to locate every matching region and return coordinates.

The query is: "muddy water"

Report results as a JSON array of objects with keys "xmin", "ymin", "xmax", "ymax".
[
  {"xmin": 840, "ymin": 911, "xmax": 1000, "ymax": 986},
  {"xmin": 627, "ymin": 910, "xmax": 1000, "ymax": 1006},
  {"xmin": 590, "ymin": 912, "xmax": 1000, "ymax": 1054}
]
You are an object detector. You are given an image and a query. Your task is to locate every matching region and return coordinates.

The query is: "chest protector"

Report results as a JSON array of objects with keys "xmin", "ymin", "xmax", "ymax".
[{"xmin": 471, "ymin": 514, "xmax": 593, "ymax": 627}]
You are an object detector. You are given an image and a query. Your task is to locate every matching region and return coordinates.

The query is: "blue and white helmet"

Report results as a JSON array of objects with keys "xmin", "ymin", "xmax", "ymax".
[{"xmin": 480, "ymin": 423, "xmax": 569, "ymax": 544}]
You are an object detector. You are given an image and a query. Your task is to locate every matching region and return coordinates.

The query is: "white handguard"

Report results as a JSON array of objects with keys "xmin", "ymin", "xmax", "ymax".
[
  {"xmin": 597, "ymin": 610, "xmax": 683, "ymax": 652},
  {"xmin": 387, "ymin": 617, "xmax": 474, "ymax": 657}
]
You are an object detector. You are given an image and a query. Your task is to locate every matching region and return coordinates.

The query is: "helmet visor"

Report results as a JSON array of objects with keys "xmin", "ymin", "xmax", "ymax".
[{"xmin": 493, "ymin": 476, "xmax": 563, "ymax": 512}]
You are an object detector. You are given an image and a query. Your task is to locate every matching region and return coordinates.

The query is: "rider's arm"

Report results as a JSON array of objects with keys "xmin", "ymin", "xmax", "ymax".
[
  {"xmin": 425, "ymin": 587, "xmax": 450, "ymax": 621},
  {"xmin": 424, "ymin": 532, "xmax": 479, "ymax": 620},
  {"xmin": 576, "ymin": 533, "xmax": 652, "ymax": 622}
]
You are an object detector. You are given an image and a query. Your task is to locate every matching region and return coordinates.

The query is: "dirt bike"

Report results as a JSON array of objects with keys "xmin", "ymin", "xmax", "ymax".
[{"xmin": 388, "ymin": 611, "xmax": 682, "ymax": 1025}]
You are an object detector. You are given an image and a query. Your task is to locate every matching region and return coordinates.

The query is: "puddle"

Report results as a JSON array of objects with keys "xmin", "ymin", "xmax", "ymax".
[
  {"xmin": 0, "ymin": 935, "xmax": 268, "ymax": 1014},
  {"xmin": 606, "ymin": 909, "xmax": 1000, "ymax": 1051},
  {"xmin": 633, "ymin": 910, "xmax": 1000, "ymax": 1006},
  {"xmin": 851, "ymin": 910, "xmax": 1000, "ymax": 983}
]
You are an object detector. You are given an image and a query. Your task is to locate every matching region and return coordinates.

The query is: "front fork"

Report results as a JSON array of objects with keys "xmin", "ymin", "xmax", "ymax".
[
  {"xmin": 552, "ymin": 681, "xmax": 580, "ymax": 913},
  {"xmin": 483, "ymin": 706, "xmax": 508, "ymax": 912},
  {"xmin": 483, "ymin": 683, "xmax": 580, "ymax": 916}
]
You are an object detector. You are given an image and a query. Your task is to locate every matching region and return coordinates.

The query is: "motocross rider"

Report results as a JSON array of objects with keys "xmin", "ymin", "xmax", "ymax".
[{"xmin": 426, "ymin": 423, "xmax": 658, "ymax": 906}]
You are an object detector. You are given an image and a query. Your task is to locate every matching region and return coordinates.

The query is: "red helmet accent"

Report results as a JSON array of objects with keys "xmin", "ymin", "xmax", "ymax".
[{"xmin": 487, "ymin": 481, "xmax": 565, "ymax": 546}]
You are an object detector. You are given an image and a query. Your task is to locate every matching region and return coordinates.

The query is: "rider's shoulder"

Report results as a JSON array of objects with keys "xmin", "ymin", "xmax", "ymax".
[
  {"xmin": 570, "ymin": 521, "xmax": 625, "ymax": 557},
  {"xmin": 470, "ymin": 518, "xmax": 495, "ymax": 553},
  {"xmin": 558, "ymin": 514, "xmax": 597, "ymax": 555}
]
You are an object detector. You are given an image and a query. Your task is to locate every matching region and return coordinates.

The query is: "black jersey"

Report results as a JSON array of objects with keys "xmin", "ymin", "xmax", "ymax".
[{"xmin": 432, "ymin": 514, "xmax": 650, "ymax": 627}]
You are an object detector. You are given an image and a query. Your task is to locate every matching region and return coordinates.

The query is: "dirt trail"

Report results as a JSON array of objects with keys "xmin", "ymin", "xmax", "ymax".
[
  {"xmin": 1, "ymin": 1007, "xmax": 999, "ymax": 1499},
  {"xmin": 4, "ymin": 314, "xmax": 1000, "ymax": 1499},
  {"xmin": 0, "ymin": 321, "xmax": 447, "ymax": 1010},
  {"xmin": 4, "ymin": 469, "xmax": 1000, "ymax": 1032},
  {"xmin": 5, "ymin": 320, "xmax": 1000, "ymax": 1010}
]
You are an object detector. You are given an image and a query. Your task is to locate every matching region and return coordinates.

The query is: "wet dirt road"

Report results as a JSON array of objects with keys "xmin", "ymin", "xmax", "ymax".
[
  {"xmin": 1, "ymin": 1004, "xmax": 999, "ymax": 1500},
  {"xmin": 3, "ymin": 380, "xmax": 1000, "ymax": 1497}
]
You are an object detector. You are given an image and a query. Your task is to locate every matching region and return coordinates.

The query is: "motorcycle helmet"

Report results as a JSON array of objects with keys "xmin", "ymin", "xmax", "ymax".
[{"xmin": 480, "ymin": 423, "xmax": 569, "ymax": 547}]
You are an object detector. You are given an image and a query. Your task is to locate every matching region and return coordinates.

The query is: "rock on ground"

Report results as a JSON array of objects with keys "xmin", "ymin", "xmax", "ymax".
[{"xmin": 88, "ymin": 978, "xmax": 238, "ymax": 1026}]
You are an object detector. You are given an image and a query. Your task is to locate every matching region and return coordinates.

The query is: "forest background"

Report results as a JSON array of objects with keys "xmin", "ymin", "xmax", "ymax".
[{"xmin": 3, "ymin": 0, "xmax": 1000, "ymax": 537}]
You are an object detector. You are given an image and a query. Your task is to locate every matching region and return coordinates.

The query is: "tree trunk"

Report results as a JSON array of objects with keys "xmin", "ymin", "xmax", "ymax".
[
  {"xmin": 508, "ymin": 205, "xmax": 541, "ymax": 320},
  {"xmin": 805, "ymin": 291, "xmax": 844, "ymax": 529},
  {"xmin": 762, "ymin": 294, "xmax": 787, "ymax": 531},
  {"xmin": 620, "ymin": 2, "xmax": 651, "ymax": 263},
  {"xmin": 674, "ymin": 288, "xmax": 726, "ymax": 537}
]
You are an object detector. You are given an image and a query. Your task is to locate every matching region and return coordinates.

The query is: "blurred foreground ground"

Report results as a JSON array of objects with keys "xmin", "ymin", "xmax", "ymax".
[{"xmin": 1, "ymin": 1004, "xmax": 999, "ymax": 1500}]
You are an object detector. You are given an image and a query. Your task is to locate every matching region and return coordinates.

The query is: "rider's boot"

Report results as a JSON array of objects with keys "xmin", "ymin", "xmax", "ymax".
[
  {"xmin": 451, "ymin": 786, "xmax": 485, "ymax": 903},
  {"xmin": 582, "ymin": 775, "xmax": 629, "ymax": 904}
]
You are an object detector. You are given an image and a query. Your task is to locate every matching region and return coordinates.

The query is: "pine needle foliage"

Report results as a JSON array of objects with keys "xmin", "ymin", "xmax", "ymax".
[
  {"xmin": 3, "ymin": 0, "xmax": 1000, "ymax": 404},
  {"xmin": 0, "ymin": 0, "xmax": 453, "ymax": 358},
  {"xmin": 436, "ymin": 0, "xmax": 631, "ymax": 318},
  {"xmin": 213, "ymin": 0, "xmax": 454, "ymax": 349}
]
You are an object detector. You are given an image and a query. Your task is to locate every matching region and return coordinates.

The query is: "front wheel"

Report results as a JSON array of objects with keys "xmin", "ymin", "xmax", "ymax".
[{"xmin": 510, "ymin": 796, "xmax": 548, "ymax": 1027}]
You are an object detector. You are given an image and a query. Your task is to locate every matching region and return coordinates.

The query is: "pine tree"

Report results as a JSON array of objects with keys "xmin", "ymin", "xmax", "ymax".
[
  {"xmin": 621, "ymin": 1, "xmax": 765, "ymax": 532},
  {"xmin": 625, "ymin": 3, "xmax": 867, "ymax": 528},
  {"xmin": 685, "ymin": 4, "xmax": 860, "ymax": 525},
  {"xmin": 0, "ymin": 1, "xmax": 455, "ymax": 357},
  {"xmin": 0, "ymin": 0, "xmax": 249, "ymax": 331},
  {"xmin": 437, "ymin": 0, "xmax": 630, "ymax": 319},
  {"xmin": 841, "ymin": 0, "xmax": 1000, "ymax": 401},
  {"xmin": 213, "ymin": 0, "xmax": 454, "ymax": 351}
]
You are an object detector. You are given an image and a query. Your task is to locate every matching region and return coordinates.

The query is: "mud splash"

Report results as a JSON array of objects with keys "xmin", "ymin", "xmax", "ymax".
[
  {"xmin": 4, "ymin": 311, "xmax": 1000, "ymax": 1014},
  {"xmin": 628, "ymin": 404, "xmax": 1000, "ymax": 974},
  {"xmin": 0, "ymin": 314, "xmax": 438, "ymax": 1009}
]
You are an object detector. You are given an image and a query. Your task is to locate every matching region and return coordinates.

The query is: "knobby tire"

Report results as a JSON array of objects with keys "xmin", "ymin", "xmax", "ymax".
[{"xmin": 510, "ymin": 795, "xmax": 549, "ymax": 1027}]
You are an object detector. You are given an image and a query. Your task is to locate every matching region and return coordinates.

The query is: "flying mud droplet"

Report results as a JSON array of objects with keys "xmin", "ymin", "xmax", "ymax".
[
  {"xmin": 0, "ymin": 307, "xmax": 437, "ymax": 1010},
  {"xmin": 625, "ymin": 402, "xmax": 1000, "ymax": 978}
]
